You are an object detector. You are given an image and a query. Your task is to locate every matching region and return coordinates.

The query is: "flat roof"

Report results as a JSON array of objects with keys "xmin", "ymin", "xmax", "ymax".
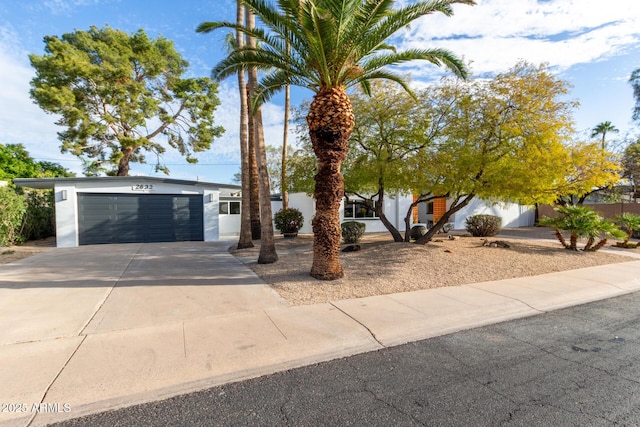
[{"xmin": 13, "ymin": 176, "xmax": 242, "ymax": 190}]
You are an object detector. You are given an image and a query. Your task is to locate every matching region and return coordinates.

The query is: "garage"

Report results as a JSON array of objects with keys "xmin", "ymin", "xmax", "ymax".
[
  {"xmin": 78, "ymin": 193, "xmax": 203, "ymax": 245},
  {"xmin": 14, "ymin": 176, "xmax": 242, "ymax": 248}
]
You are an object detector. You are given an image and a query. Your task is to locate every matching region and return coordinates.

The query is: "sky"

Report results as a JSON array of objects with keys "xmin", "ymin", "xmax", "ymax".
[{"xmin": 0, "ymin": 0, "xmax": 639, "ymax": 185}]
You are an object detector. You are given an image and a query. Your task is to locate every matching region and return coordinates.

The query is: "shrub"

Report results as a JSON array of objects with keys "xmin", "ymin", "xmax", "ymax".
[
  {"xmin": 540, "ymin": 205, "xmax": 625, "ymax": 252},
  {"xmin": 273, "ymin": 208, "xmax": 304, "ymax": 234},
  {"xmin": 614, "ymin": 212, "xmax": 640, "ymax": 247},
  {"xmin": 465, "ymin": 214, "xmax": 502, "ymax": 237},
  {"xmin": 0, "ymin": 186, "xmax": 26, "ymax": 246},
  {"xmin": 21, "ymin": 190, "xmax": 55, "ymax": 241},
  {"xmin": 341, "ymin": 221, "xmax": 365, "ymax": 244},
  {"xmin": 410, "ymin": 225, "xmax": 427, "ymax": 240}
]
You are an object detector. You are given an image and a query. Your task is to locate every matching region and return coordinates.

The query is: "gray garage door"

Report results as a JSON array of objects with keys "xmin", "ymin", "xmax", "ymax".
[{"xmin": 78, "ymin": 193, "xmax": 204, "ymax": 245}]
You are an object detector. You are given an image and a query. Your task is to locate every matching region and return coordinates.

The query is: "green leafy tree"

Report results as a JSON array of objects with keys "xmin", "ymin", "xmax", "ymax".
[
  {"xmin": 623, "ymin": 140, "xmax": 640, "ymax": 201},
  {"xmin": 0, "ymin": 143, "xmax": 74, "ymax": 179},
  {"xmin": 556, "ymin": 141, "xmax": 621, "ymax": 205},
  {"xmin": 0, "ymin": 144, "xmax": 40, "ymax": 179},
  {"xmin": 343, "ymin": 80, "xmax": 441, "ymax": 242},
  {"xmin": 630, "ymin": 67, "xmax": 640, "ymax": 125},
  {"xmin": 0, "ymin": 144, "xmax": 73, "ymax": 243},
  {"xmin": 30, "ymin": 26, "xmax": 224, "ymax": 176},
  {"xmin": 198, "ymin": 0, "xmax": 473, "ymax": 280}
]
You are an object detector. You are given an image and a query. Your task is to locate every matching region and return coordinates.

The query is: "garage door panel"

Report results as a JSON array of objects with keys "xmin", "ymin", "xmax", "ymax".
[{"xmin": 78, "ymin": 193, "xmax": 203, "ymax": 245}]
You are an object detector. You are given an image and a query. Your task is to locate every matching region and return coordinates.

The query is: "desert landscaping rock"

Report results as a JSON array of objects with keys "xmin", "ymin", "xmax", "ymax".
[{"xmin": 233, "ymin": 228, "xmax": 633, "ymax": 305}]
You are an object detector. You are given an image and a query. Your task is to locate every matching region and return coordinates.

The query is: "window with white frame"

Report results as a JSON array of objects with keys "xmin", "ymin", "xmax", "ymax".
[
  {"xmin": 219, "ymin": 201, "xmax": 240, "ymax": 215},
  {"xmin": 343, "ymin": 199, "xmax": 378, "ymax": 219}
]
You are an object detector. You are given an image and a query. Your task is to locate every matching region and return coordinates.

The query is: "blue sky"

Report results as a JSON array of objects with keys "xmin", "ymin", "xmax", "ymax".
[{"xmin": 1, "ymin": 0, "xmax": 639, "ymax": 184}]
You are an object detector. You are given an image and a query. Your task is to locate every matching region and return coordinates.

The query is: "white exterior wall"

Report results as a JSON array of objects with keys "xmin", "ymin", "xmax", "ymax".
[
  {"xmin": 274, "ymin": 193, "xmax": 410, "ymax": 234},
  {"xmin": 203, "ymin": 190, "xmax": 220, "ymax": 241},
  {"xmin": 451, "ymin": 199, "xmax": 535, "ymax": 230},
  {"xmin": 276, "ymin": 193, "xmax": 534, "ymax": 236},
  {"xmin": 288, "ymin": 193, "xmax": 316, "ymax": 234},
  {"xmin": 54, "ymin": 183, "xmax": 79, "ymax": 248}
]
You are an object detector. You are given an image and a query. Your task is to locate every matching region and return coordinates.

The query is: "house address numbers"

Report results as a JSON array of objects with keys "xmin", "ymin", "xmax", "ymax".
[{"xmin": 131, "ymin": 184, "xmax": 155, "ymax": 191}]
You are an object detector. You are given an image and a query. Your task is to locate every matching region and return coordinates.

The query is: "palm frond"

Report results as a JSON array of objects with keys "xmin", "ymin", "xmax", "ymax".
[
  {"xmin": 361, "ymin": 48, "xmax": 469, "ymax": 79},
  {"xmin": 352, "ymin": 69, "xmax": 417, "ymax": 99}
]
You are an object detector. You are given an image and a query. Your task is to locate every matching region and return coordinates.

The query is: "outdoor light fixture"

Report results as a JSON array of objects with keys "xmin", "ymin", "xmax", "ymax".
[{"xmin": 60, "ymin": 190, "xmax": 67, "ymax": 201}]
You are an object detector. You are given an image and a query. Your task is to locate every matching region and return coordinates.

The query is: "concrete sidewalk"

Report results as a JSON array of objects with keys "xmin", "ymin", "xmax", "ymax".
[{"xmin": 1, "ymin": 241, "xmax": 639, "ymax": 426}]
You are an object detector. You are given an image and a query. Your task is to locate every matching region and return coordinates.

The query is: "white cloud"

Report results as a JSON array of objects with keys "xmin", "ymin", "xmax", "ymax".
[{"xmin": 398, "ymin": 0, "xmax": 640, "ymax": 76}]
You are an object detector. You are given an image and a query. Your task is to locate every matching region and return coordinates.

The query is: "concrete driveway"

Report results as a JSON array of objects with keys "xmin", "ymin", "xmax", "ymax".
[
  {"xmin": 1, "ymin": 242, "xmax": 379, "ymax": 427},
  {"xmin": 0, "ymin": 242, "xmax": 288, "ymax": 346}
]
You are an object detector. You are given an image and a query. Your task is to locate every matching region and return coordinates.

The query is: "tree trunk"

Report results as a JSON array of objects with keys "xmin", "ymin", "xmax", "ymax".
[
  {"xmin": 403, "ymin": 195, "xmax": 438, "ymax": 242},
  {"xmin": 116, "ymin": 147, "xmax": 133, "ymax": 176},
  {"xmin": 235, "ymin": 0, "xmax": 253, "ymax": 249},
  {"xmin": 307, "ymin": 87, "xmax": 354, "ymax": 280},
  {"xmin": 415, "ymin": 194, "xmax": 475, "ymax": 244},
  {"xmin": 247, "ymin": 88, "xmax": 261, "ymax": 240},
  {"xmin": 246, "ymin": 9, "xmax": 277, "ymax": 264},
  {"xmin": 554, "ymin": 228, "xmax": 568, "ymax": 249},
  {"xmin": 404, "ymin": 199, "xmax": 421, "ymax": 242},
  {"xmin": 281, "ymin": 83, "xmax": 290, "ymax": 210},
  {"xmin": 569, "ymin": 232, "xmax": 578, "ymax": 251},
  {"xmin": 374, "ymin": 183, "xmax": 403, "ymax": 242},
  {"xmin": 591, "ymin": 238, "xmax": 608, "ymax": 252},
  {"xmin": 253, "ymin": 105, "xmax": 278, "ymax": 263}
]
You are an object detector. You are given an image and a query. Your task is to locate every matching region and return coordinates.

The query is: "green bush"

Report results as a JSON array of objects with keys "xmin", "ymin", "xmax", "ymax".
[
  {"xmin": 540, "ymin": 205, "xmax": 625, "ymax": 251},
  {"xmin": 0, "ymin": 186, "xmax": 26, "ymax": 246},
  {"xmin": 614, "ymin": 212, "xmax": 640, "ymax": 246},
  {"xmin": 21, "ymin": 190, "xmax": 55, "ymax": 241},
  {"xmin": 274, "ymin": 208, "xmax": 304, "ymax": 233},
  {"xmin": 341, "ymin": 221, "xmax": 366, "ymax": 244},
  {"xmin": 465, "ymin": 214, "xmax": 502, "ymax": 237}
]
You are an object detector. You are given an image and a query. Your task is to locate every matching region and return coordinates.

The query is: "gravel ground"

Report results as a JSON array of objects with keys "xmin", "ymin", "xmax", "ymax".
[
  {"xmin": 231, "ymin": 227, "xmax": 636, "ymax": 305},
  {"xmin": 0, "ymin": 237, "xmax": 55, "ymax": 265}
]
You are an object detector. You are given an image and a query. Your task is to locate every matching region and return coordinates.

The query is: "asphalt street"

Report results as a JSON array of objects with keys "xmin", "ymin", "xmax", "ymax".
[{"xmin": 53, "ymin": 291, "xmax": 640, "ymax": 427}]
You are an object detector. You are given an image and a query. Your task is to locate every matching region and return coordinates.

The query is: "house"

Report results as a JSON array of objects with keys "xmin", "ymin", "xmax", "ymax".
[
  {"xmin": 272, "ymin": 193, "xmax": 535, "ymax": 235},
  {"xmin": 13, "ymin": 176, "xmax": 535, "ymax": 246},
  {"xmin": 14, "ymin": 176, "xmax": 241, "ymax": 247}
]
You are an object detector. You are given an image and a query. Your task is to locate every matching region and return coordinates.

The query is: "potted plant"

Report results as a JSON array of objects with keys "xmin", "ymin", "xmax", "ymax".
[{"xmin": 274, "ymin": 208, "xmax": 304, "ymax": 238}]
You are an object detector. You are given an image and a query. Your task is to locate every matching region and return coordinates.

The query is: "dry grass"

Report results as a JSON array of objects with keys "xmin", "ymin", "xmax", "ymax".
[{"xmin": 231, "ymin": 228, "xmax": 636, "ymax": 305}]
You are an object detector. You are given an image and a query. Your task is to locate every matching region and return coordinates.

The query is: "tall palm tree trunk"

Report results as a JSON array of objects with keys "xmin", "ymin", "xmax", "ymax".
[
  {"xmin": 281, "ymin": 82, "xmax": 290, "ymax": 210},
  {"xmin": 236, "ymin": 0, "xmax": 253, "ymax": 249},
  {"xmin": 281, "ymin": 39, "xmax": 291, "ymax": 210},
  {"xmin": 247, "ymin": 88, "xmax": 261, "ymax": 240},
  {"xmin": 246, "ymin": 9, "xmax": 277, "ymax": 264},
  {"xmin": 307, "ymin": 87, "xmax": 355, "ymax": 280}
]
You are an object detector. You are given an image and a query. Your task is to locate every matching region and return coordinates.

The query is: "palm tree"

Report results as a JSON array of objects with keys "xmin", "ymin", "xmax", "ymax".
[
  {"xmin": 281, "ymin": 67, "xmax": 291, "ymax": 210},
  {"xmin": 234, "ymin": 1, "xmax": 254, "ymax": 250},
  {"xmin": 198, "ymin": 0, "xmax": 473, "ymax": 280},
  {"xmin": 591, "ymin": 121, "xmax": 619, "ymax": 151},
  {"xmin": 246, "ymin": 8, "xmax": 278, "ymax": 263}
]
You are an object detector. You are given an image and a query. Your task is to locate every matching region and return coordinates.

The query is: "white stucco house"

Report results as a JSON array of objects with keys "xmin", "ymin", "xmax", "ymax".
[
  {"xmin": 14, "ymin": 176, "xmax": 534, "ymax": 247},
  {"xmin": 272, "ymin": 192, "xmax": 535, "ymax": 235}
]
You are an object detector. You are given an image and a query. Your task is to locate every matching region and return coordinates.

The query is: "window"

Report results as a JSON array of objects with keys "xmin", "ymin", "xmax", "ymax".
[
  {"xmin": 219, "ymin": 201, "xmax": 240, "ymax": 215},
  {"xmin": 344, "ymin": 200, "xmax": 378, "ymax": 219},
  {"xmin": 426, "ymin": 201, "xmax": 434, "ymax": 214}
]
